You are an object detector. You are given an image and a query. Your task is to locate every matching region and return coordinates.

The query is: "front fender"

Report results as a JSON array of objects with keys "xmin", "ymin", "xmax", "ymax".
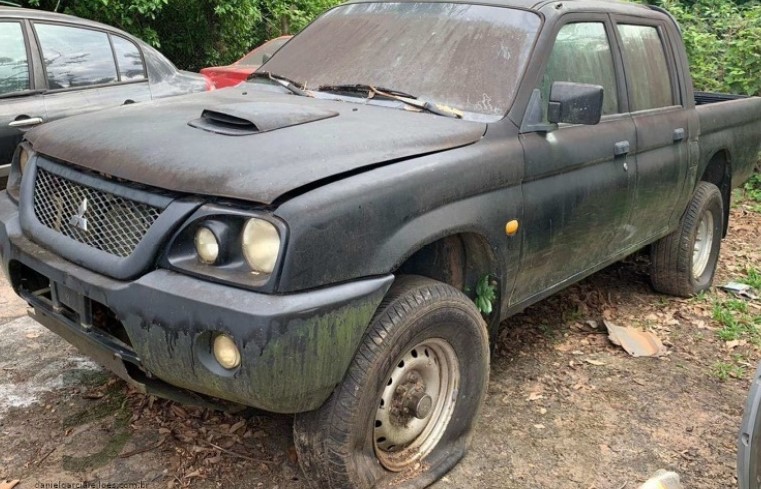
[{"xmin": 274, "ymin": 134, "xmax": 525, "ymax": 298}]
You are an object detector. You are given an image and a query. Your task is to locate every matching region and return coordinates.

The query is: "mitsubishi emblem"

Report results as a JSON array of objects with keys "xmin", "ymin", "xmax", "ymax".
[{"xmin": 69, "ymin": 198, "xmax": 89, "ymax": 232}]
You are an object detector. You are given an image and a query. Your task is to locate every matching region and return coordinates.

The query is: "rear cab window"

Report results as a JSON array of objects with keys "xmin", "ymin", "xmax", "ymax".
[
  {"xmin": 616, "ymin": 23, "xmax": 678, "ymax": 111},
  {"xmin": 0, "ymin": 21, "xmax": 31, "ymax": 95}
]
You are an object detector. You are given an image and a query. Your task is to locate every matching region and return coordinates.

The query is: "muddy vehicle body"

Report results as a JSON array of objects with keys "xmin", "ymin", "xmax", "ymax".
[{"xmin": 1, "ymin": 0, "xmax": 761, "ymax": 487}]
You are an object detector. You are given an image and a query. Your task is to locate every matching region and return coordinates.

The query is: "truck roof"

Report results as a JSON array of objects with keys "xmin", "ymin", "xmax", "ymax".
[
  {"xmin": 2, "ymin": 1, "xmax": 670, "ymax": 29},
  {"xmin": 342, "ymin": 0, "xmax": 669, "ymax": 21}
]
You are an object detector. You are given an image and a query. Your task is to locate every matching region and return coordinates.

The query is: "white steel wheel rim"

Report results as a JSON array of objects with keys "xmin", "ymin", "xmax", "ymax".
[
  {"xmin": 373, "ymin": 338, "xmax": 460, "ymax": 472},
  {"xmin": 692, "ymin": 211, "xmax": 714, "ymax": 279}
]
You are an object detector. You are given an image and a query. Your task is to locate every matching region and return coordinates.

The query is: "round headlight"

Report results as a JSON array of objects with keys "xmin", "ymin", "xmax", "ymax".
[
  {"xmin": 242, "ymin": 218, "xmax": 280, "ymax": 274},
  {"xmin": 19, "ymin": 147, "xmax": 30, "ymax": 174},
  {"xmin": 194, "ymin": 226, "xmax": 219, "ymax": 264},
  {"xmin": 213, "ymin": 334, "xmax": 241, "ymax": 369}
]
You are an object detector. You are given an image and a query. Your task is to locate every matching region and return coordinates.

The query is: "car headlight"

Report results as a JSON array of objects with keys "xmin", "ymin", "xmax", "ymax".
[
  {"xmin": 194, "ymin": 226, "xmax": 219, "ymax": 264},
  {"xmin": 242, "ymin": 218, "xmax": 280, "ymax": 274},
  {"xmin": 164, "ymin": 209, "xmax": 285, "ymax": 290}
]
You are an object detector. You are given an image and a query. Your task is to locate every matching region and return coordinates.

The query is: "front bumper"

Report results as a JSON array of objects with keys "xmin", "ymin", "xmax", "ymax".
[{"xmin": 0, "ymin": 192, "xmax": 393, "ymax": 413}]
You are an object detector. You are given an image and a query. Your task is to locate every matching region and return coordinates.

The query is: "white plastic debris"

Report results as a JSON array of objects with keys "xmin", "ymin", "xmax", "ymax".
[
  {"xmin": 721, "ymin": 282, "xmax": 758, "ymax": 300},
  {"xmin": 639, "ymin": 470, "xmax": 682, "ymax": 489}
]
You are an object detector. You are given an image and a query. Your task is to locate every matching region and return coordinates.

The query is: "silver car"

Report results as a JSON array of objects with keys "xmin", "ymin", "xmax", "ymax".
[{"xmin": 0, "ymin": 7, "xmax": 211, "ymax": 186}]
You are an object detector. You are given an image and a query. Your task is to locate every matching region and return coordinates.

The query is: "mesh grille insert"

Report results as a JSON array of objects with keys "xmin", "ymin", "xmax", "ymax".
[{"xmin": 33, "ymin": 168, "xmax": 162, "ymax": 258}]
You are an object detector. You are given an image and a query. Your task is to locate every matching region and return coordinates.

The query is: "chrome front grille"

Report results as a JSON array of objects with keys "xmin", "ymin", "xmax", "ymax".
[{"xmin": 33, "ymin": 168, "xmax": 162, "ymax": 258}]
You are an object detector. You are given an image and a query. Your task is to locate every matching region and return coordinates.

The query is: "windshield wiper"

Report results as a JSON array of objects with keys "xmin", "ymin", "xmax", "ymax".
[
  {"xmin": 316, "ymin": 83, "xmax": 462, "ymax": 119},
  {"xmin": 318, "ymin": 84, "xmax": 416, "ymax": 99},
  {"xmin": 248, "ymin": 71, "xmax": 311, "ymax": 97}
]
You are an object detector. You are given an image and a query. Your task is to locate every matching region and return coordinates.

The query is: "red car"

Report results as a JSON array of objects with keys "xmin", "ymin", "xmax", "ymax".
[{"xmin": 201, "ymin": 36, "xmax": 292, "ymax": 89}]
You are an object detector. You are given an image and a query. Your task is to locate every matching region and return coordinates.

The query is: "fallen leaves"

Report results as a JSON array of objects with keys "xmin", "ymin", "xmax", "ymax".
[
  {"xmin": 527, "ymin": 392, "xmax": 544, "ymax": 402},
  {"xmin": 584, "ymin": 359, "xmax": 607, "ymax": 366},
  {"xmin": 726, "ymin": 339, "xmax": 748, "ymax": 350},
  {"xmin": 0, "ymin": 481, "xmax": 20, "ymax": 489},
  {"xmin": 119, "ymin": 387, "xmax": 288, "ymax": 488}
]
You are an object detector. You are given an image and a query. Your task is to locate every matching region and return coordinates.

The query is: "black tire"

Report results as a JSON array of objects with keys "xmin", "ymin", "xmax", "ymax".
[
  {"xmin": 651, "ymin": 181, "xmax": 724, "ymax": 297},
  {"xmin": 294, "ymin": 275, "xmax": 489, "ymax": 489}
]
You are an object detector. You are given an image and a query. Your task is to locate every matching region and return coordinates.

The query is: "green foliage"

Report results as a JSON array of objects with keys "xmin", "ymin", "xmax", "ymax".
[
  {"xmin": 711, "ymin": 358, "xmax": 746, "ymax": 381},
  {"xmin": 735, "ymin": 172, "xmax": 761, "ymax": 213},
  {"xmin": 21, "ymin": 0, "xmax": 341, "ymax": 71},
  {"xmin": 713, "ymin": 298, "xmax": 761, "ymax": 342},
  {"xmin": 475, "ymin": 275, "xmax": 497, "ymax": 316},
  {"xmin": 745, "ymin": 173, "xmax": 761, "ymax": 202},
  {"xmin": 657, "ymin": 0, "xmax": 761, "ymax": 95},
  {"xmin": 742, "ymin": 266, "xmax": 761, "ymax": 290}
]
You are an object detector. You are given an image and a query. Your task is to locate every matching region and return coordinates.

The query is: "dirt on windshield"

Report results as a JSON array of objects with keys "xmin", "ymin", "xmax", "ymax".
[{"xmin": 1, "ymin": 193, "xmax": 760, "ymax": 489}]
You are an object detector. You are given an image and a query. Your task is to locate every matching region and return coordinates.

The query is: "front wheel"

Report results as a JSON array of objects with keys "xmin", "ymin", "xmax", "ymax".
[
  {"xmin": 294, "ymin": 276, "xmax": 489, "ymax": 489},
  {"xmin": 651, "ymin": 181, "xmax": 724, "ymax": 297}
]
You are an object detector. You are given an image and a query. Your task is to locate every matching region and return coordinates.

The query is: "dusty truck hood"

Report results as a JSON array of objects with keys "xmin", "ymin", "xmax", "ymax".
[{"xmin": 26, "ymin": 89, "xmax": 486, "ymax": 204}]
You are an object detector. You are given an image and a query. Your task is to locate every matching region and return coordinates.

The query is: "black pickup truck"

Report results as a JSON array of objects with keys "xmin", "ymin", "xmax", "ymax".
[{"xmin": 2, "ymin": 0, "xmax": 760, "ymax": 487}]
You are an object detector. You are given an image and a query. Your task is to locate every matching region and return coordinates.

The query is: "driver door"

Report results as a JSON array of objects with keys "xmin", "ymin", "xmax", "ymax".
[{"xmin": 512, "ymin": 18, "xmax": 636, "ymax": 304}]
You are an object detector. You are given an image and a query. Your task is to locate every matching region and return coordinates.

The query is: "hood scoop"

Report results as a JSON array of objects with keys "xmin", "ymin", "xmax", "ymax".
[{"xmin": 188, "ymin": 101, "xmax": 339, "ymax": 136}]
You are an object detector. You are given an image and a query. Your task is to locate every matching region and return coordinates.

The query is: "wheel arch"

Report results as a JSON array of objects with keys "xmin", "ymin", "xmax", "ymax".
[
  {"xmin": 393, "ymin": 232, "xmax": 502, "ymax": 337},
  {"xmin": 699, "ymin": 150, "xmax": 732, "ymax": 236}
]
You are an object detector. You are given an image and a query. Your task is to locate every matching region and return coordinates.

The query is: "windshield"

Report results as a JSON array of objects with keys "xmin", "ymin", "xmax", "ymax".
[
  {"xmin": 259, "ymin": 2, "xmax": 541, "ymax": 121},
  {"xmin": 238, "ymin": 37, "xmax": 291, "ymax": 66}
]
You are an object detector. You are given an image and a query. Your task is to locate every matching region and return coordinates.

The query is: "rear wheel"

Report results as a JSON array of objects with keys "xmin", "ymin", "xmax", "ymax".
[
  {"xmin": 651, "ymin": 181, "xmax": 723, "ymax": 297},
  {"xmin": 294, "ymin": 276, "xmax": 489, "ymax": 489}
]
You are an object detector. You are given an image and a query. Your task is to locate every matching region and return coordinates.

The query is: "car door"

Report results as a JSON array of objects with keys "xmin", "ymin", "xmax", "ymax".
[
  {"xmin": 613, "ymin": 19, "xmax": 693, "ymax": 244},
  {"xmin": 32, "ymin": 22, "xmax": 151, "ymax": 124},
  {"xmin": 0, "ymin": 19, "xmax": 45, "ymax": 183},
  {"xmin": 739, "ymin": 361, "xmax": 761, "ymax": 489},
  {"xmin": 513, "ymin": 17, "xmax": 636, "ymax": 304}
]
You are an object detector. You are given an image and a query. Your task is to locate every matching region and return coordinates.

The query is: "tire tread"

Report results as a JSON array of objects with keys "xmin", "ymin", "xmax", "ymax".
[{"xmin": 294, "ymin": 275, "xmax": 488, "ymax": 489}]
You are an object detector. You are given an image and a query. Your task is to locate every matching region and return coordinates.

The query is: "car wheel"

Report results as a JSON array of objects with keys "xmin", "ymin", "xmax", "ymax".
[
  {"xmin": 651, "ymin": 181, "xmax": 723, "ymax": 297},
  {"xmin": 293, "ymin": 275, "xmax": 489, "ymax": 489}
]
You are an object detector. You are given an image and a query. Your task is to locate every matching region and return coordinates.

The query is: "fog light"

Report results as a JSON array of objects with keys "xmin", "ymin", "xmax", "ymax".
[
  {"xmin": 213, "ymin": 334, "xmax": 241, "ymax": 369},
  {"xmin": 195, "ymin": 226, "xmax": 219, "ymax": 264}
]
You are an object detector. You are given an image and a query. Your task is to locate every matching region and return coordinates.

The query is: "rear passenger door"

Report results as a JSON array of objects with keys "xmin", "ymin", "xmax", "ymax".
[
  {"xmin": 33, "ymin": 22, "xmax": 151, "ymax": 124},
  {"xmin": 612, "ymin": 19, "xmax": 693, "ymax": 244},
  {"xmin": 0, "ymin": 19, "xmax": 45, "ymax": 180}
]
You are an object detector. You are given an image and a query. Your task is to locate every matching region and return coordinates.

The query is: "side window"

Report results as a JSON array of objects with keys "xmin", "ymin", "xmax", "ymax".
[
  {"xmin": 0, "ymin": 22, "xmax": 30, "ymax": 95},
  {"xmin": 617, "ymin": 24, "xmax": 675, "ymax": 111},
  {"xmin": 541, "ymin": 22, "xmax": 619, "ymax": 120},
  {"xmin": 111, "ymin": 35, "xmax": 146, "ymax": 81},
  {"xmin": 35, "ymin": 23, "xmax": 118, "ymax": 89}
]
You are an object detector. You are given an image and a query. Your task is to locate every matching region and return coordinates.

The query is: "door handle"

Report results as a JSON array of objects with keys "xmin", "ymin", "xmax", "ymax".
[
  {"xmin": 673, "ymin": 128, "xmax": 686, "ymax": 142},
  {"xmin": 9, "ymin": 117, "xmax": 44, "ymax": 128},
  {"xmin": 614, "ymin": 140, "xmax": 630, "ymax": 156}
]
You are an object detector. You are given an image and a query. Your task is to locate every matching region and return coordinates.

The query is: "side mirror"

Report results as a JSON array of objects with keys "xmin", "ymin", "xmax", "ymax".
[{"xmin": 547, "ymin": 81, "xmax": 603, "ymax": 125}]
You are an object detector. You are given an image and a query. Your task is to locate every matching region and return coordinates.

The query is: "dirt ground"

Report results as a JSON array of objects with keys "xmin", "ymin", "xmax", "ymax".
[{"xmin": 1, "ymin": 192, "xmax": 759, "ymax": 489}]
